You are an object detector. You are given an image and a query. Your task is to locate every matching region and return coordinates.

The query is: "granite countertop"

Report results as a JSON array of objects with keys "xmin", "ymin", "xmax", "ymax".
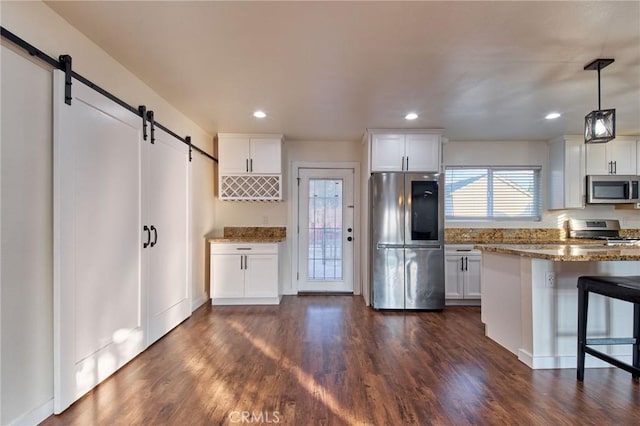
[
  {"xmin": 475, "ymin": 243, "xmax": 640, "ymax": 261},
  {"xmin": 446, "ymin": 227, "xmax": 640, "ymax": 244},
  {"xmin": 208, "ymin": 237, "xmax": 285, "ymax": 243},
  {"xmin": 207, "ymin": 226, "xmax": 286, "ymax": 243}
]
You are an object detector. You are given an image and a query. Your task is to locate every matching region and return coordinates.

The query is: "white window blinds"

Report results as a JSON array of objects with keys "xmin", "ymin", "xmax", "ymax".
[{"xmin": 445, "ymin": 166, "xmax": 541, "ymax": 221}]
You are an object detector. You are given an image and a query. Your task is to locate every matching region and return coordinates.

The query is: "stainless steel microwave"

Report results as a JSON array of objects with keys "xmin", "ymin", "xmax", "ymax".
[{"xmin": 586, "ymin": 175, "xmax": 640, "ymax": 204}]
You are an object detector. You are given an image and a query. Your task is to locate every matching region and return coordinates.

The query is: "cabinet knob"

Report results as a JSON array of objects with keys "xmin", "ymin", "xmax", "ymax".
[{"xmin": 347, "ymin": 236, "xmax": 353, "ymax": 242}]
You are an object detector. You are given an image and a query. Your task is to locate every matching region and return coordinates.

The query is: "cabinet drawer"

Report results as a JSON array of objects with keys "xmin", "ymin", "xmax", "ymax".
[
  {"xmin": 210, "ymin": 243, "xmax": 279, "ymax": 255},
  {"xmin": 445, "ymin": 244, "xmax": 480, "ymax": 256}
]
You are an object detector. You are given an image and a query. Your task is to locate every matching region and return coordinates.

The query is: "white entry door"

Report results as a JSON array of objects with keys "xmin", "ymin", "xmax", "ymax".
[{"xmin": 297, "ymin": 168, "xmax": 354, "ymax": 292}]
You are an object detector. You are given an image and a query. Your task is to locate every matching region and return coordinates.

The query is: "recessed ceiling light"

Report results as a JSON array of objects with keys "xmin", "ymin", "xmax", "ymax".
[
  {"xmin": 545, "ymin": 112, "xmax": 561, "ymax": 120},
  {"xmin": 405, "ymin": 112, "xmax": 418, "ymax": 120},
  {"xmin": 253, "ymin": 110, "xmax": 267, "ymax": 118}
]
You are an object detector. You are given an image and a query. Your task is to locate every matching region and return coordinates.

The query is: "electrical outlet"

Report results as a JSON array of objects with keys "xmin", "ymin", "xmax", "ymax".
[{"xmin": 545, "ymin": 272, "xmax": 555, "ymax": 288}]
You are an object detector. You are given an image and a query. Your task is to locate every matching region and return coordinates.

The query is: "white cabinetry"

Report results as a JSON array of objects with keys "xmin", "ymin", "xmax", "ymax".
[
  {"xmin": 218, "ymin": 135, "xmax": 282, "ymax": 174},
  {"xmin": 445, "ymin": 245, "xmax": 481, "ymax": 305},
  {"xmin": 586, "ymin": 136, "xmax": 637, "ymax": 175},
  {"xmin": 218, "ymin": 133, "xmax": 283, "ymax": 200},
  {"xmin": 210, "ymin": 243, "xmax": 281, "ymax": 305},
  {"xmin": 548, "ymin": 135, "xmax": 585, "ymax": 209},
  {"xmin": 370, "ymin": 131, "xmax": 441, "ymax": 172}
]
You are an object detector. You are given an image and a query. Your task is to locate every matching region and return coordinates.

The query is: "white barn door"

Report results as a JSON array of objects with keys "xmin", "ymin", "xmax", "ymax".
[
  {"xmin": 53, "ymin": 70, "xmax": 145, "ymax": 413},
  {"xmin": 144, "ymin": 127, "xmax": 191, "ymax": 345}
]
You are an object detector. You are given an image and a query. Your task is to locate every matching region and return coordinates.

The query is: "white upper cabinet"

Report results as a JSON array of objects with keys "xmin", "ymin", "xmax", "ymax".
[
  {"xmin": 217, "ymin": 133, "xmax": 284, "ymax": 200},
  {"xmin": 405, "ymin": 134, "xmax": 441, "ymax": 172},
  {"xmin": 370, "ymin": 130, "xmax": 441, "ymax": 172},
  {"xmin": 219, "ymin": 137, "xmax": 251, "ymax": 174},
  {"xmin": 585, "ymin": 136, "xmax": 637, "ymax": 175},
  {"xmin": 547, "ymin": 135, "xmax": 585, "ymax": 210},
  {"xmin": 371, "ymin": 133, "xmax": 404, "ymax": 171},
  {"xmin": 218, "ymin": 133, "xmax": 283, "ymax": 175},
  {"xmin": 250, "ymin": 138, "xmax": 282, "ymax": 174}
]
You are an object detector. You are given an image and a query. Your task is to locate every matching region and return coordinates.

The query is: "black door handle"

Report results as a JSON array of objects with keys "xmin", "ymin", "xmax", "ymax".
[
  {"xmin": 143, "ymin": 225, "xmax": 150, "ymax": 248},
  {"xmin": 464, "ymin": 256, "xmax": 468, "ymax": 271},
  {"xmin": 461, "ymin": 257, "xmax": 464, "ymax": 271},
  {"xmin": 150, "ymin": 225, "xmax": 158, "ymax": 247}
]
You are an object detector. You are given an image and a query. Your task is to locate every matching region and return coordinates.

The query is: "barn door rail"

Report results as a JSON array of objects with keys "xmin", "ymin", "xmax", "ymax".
[{"xmin": 1, "ymin": 26, "xmax": 217, "ymax": 163}]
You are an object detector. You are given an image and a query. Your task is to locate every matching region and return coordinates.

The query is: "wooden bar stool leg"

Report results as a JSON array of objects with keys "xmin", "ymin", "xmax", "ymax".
[
  {"xmin": 633, "ymin": 303, "xmax": 639, "ymax": 379},
  {"xmin": 577, "ymin": 286, "xmax": 589, "ymax": 381}
]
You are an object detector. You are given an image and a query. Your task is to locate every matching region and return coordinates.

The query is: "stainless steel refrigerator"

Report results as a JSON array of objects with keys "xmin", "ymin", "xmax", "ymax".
[{"xmin": 370, "ymin": 172, "xmax": 444, "ymax": 310}]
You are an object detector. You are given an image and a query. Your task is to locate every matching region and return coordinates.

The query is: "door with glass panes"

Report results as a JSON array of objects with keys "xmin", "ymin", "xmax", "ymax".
[{"xmin": 297, "ymin": 168, "xmax": 354, "ymax": 292}]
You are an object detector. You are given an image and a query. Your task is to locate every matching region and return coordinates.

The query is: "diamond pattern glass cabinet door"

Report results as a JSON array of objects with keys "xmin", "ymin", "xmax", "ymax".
[{"xmin": 307, "ymin": 179, "xmax": 343, "ymax": 280}]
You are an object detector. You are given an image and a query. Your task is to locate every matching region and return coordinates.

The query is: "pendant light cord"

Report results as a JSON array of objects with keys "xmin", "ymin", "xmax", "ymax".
[{"xmin": 597, "ymin": 63, "xmax": 602, "ymax": 110}]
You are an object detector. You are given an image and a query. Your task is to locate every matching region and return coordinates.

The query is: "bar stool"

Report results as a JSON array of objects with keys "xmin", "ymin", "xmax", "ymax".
[{"xmin": 577, "ymin": 276, "xmax": 640, "ymax": 381}]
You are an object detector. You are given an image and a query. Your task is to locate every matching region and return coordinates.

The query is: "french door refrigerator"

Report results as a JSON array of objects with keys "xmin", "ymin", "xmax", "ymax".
[{"xmin": 370, "ymin": 172, "xmax": 444, "ymax": 310}]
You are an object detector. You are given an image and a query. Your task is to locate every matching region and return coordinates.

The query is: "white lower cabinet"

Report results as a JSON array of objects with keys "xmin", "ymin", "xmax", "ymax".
[
  {"xmin": 210, "ymin": 243, "xmax": 281, "ymax": 305},
  {"xmin": 445, "ymin": 245, "xmax": 481, "ymax": 305}
]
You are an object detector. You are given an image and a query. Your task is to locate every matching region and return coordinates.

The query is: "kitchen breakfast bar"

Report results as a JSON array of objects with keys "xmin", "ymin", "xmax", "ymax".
[{"xmin": 477, "ymin": 243, "xmax": 640, "ymax": 370}]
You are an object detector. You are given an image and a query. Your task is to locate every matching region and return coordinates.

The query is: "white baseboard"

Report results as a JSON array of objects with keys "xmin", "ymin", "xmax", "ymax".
[
  {"xmin": 191, "ymin": 294, "xmax": 208, "ymax": 311},
  {"xmin": 518, "ymin": 348, "xmax": 633, "ymax": 370},
  {"xmin": 8, "ymin": 398, "xmax": 53, "ymax": 426},
  {"xmin": 445, "ymin": 299, "xmax": 481, "ymax": 307},
  {"xmin": 211, "ymin": 296, "xmax": 281, "ymax": 305}
]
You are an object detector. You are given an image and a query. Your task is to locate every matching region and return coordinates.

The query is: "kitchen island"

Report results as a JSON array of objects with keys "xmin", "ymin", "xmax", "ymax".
[{"xmin": 476, "ymin": 243, "xmax": 640, "ymax": 369}]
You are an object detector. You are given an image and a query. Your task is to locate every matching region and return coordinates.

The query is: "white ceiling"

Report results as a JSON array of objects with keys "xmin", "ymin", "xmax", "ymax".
[{"xmin": 45, "ymin": 1, "xmax": 640, "ymax": 142}]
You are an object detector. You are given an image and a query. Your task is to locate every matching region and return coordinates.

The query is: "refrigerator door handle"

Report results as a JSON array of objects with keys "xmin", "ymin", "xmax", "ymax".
[
  {"xmin": 376, "ymin": 243, "xmax": 405, "ymax": 249},
  {"xmin": 407, "ymin": 244, "xmax": 442, "ymax": 250}
]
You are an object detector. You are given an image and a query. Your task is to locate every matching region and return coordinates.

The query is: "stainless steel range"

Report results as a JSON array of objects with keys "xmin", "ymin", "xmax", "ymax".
[{"xmin": 568, "ymin": 219, "xmax": 640, "ymax": 246}]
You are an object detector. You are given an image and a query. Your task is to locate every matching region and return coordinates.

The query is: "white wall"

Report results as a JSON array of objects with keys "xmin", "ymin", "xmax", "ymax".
[
  {"xmin": 0, "ymin": 2, "xmax": 215, "ymax": 424},
  {"xmin": 443, "ymin": 140, "xmax": 640, "ymax": 229},
  {"xmin": 1, "ymin": 46, "xmax": 54, "ymax": 426}
]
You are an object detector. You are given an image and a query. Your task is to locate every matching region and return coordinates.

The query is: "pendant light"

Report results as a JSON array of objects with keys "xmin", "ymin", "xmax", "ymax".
[{"xmin": 584, "ymin": 58, "xmax": 615, "ymax": 144}]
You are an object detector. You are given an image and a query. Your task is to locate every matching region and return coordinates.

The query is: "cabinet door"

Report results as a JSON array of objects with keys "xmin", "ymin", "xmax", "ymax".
[
  {"xmin": 371, "ymin": 134, "xmax": 405, "ymax": 171},
  {"xmin": 548, "ymin": 137, "xmax": 585, "ymax": 210},
  {"xmin": 211, "ymin": 254, "xmax": 245, "ymax": 298},
  {"xmin": 405, "ymin": 134, "xmax": 440, "ymax": 172},
  {"xmin": 608, "ymin": 138, "xmax": 637, "ymax": 175},
  {"xmin": 250, "ymin": 138, "xmax": 282, "ymax": 174},
  {"xmin": 219, "ymin": 137, "xmax": 250, "ymax": 174},
  {"xmin": 145, "ymin": 127, "xmax": 190, "ymax": 346},
  {"xmin": 464, "ymin": 256, "xmax": 482, "ymax": 298},
  {"xmin": 244, "ymin": 254, "xmax": 279, "ymax": 298},
  {"xmin": 585, "ymin": 143, "xmax": 609, "ymax": 175},
  {"xmin": 444, "ymin": 255, "xmax": 464, "ymax": 299}
]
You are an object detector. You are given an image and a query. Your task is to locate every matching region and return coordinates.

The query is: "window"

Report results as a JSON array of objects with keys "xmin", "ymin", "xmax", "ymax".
[{"xmin": 445, "ymin": 166, "xmax": 541, "ymax": 221}]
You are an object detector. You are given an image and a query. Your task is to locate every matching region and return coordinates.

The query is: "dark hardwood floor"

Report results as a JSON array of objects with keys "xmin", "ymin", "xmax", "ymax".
[{"xmin": 42, "ymin": 296, "xmax": 639, "ymax": 425}]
